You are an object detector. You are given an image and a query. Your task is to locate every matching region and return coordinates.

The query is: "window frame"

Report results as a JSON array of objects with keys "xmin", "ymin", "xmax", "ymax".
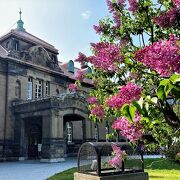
[
  {"xmin": 35, "ymin": 79, "xmax": 43, "ymax": 98},
  {"xmin": 27, "ymin": 77, "xmax": 33, "ymax": 100}
]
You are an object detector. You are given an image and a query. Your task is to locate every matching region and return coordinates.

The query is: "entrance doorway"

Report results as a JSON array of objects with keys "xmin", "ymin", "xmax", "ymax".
[
  {"xmin": 25, "ymin": 117, "xmax": 42, "ymax": 159},
  {"xmin": 63, "ymin": 114, "xmax": 85, "ymax": 156}
]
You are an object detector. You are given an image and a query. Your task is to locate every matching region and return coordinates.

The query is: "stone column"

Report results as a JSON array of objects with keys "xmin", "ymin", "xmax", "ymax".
[
  {"xmin": 13, "ymin": 117, "xmax": 26, "ymax": 160},
  {"xmin": 41, "ymin": 109, "xmax": 65, "ymax": 162}
]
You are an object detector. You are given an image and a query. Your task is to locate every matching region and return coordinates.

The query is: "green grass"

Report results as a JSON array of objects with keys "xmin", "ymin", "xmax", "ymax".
[
  {"xmin": 144, "ymin": 158, "xmax": 180, "ymax": 180},
  {"xmin": 48, "ymin": 167, "xmax": 77, "ymax": 180},
  {"xmin": 48, "ymin": 158, "xmax": 180, "ymax": 180}
]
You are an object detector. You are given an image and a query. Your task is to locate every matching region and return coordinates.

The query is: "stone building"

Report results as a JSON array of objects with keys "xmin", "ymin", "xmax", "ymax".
[{"xmin": 0, "ymin": 13, "xmax": 108, "ymax": 162}]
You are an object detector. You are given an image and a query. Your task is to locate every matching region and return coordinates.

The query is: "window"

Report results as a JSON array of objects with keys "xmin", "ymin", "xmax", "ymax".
[
  {"xmin": 27, "ymin": 77, "xmax": 33, "ymax": 100},
  {"xmin": 66, "ymin": 122, "xmax": 73, "ymax": 143},
  {"xmin": 45, "ymin": 81, "xmax": 50, "ymax": 96},
  {"xmin": 56, "ymin": 89, "xmax": 60, "ymax": 96},
  {"xmin": 105, "ymin": 122, "xmax": 109, "ymax": 142},
  {"xmin": 35, "ymin": 79, "xmax": 43, "ymax": 98},
  {"xmin": 15, "ymin": 41, "xmax": 19, "ymax": 51},
  {"xmin": 52, "ymin": 55, "xmax": 56, "ymax": 63},
  {"xmin": 87, "ymin": 67, "xmax": 92, "ymax": 74},
  {"xmin": 15, "ymin": 80, "xmax": 21, "ymax": 98},
  {"xmin": 68, "ymin": 60, "xmax": 74, "ymax": 73},
  {"xmin": 6, "ymin": 41, "xmax": 9, "ymax": 49},
  {"xmin": 86, "ymin": 67, "xmax": 92, "ymax": 79}
]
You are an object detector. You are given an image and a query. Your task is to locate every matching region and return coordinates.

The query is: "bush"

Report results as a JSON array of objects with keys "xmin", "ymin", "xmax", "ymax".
[
  {"xmin": 165, "ymin": 143, "xmax": 180, "ymax": 161},
  {"xmin": 175, "ymin": 153, "xmax": 180, "ymax": 163}
]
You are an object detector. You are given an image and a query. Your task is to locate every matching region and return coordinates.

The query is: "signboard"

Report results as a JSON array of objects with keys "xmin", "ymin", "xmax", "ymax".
[{"xmin": 38, "ymin": 144, "xmax": 42, "ymax": 152}]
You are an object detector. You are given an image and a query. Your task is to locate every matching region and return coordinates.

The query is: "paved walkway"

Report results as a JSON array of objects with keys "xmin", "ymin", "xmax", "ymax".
[
  {"xmin": 0, "ymin": 158, "xmax": 77, "ymax": 180},
  {"xmin": 0, "ymin": 155, "xmax": 163, "ymax": 180}
]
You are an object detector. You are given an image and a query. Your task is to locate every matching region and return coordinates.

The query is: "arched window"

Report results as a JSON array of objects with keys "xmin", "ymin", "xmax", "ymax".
[
  {"xmin": 15, "ymin": 80, "xmax": 21, "ymax": 98},
  {"xmin": 67, "ymin": 60, "xmax": 74, "ymax": 73},
  {"xmin": 66, "ymin": 122, "xmax": 73, "ymax": 143}
]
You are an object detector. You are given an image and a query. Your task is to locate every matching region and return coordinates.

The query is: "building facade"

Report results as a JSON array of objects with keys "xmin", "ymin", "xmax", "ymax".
[{"xmin": 0, "ymin": 15, "xmax": 108, "ymax": 162}]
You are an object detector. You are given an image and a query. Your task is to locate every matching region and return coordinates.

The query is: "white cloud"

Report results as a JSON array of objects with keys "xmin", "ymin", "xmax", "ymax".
[{"xmin": 81, "ymin": 10, "xmax": 92, "ymax": 20}]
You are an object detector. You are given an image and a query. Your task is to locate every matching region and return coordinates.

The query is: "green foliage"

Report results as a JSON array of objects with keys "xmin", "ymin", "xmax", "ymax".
[
  {"xmin": 165, "ymin": 143, "xmax": 180, "ymax": 160},
  {"xmin": 157, "ymin": 74, "xmax": 180, "ymax": 101},
  {"xmin": 121, "ymin": 104, "xmax": 137, "ymax": 122}
]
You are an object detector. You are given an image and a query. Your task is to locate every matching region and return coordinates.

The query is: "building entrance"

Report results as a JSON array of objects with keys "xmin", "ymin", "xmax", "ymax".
[
  {"xmin": 63, "ymin": 114, "xmax": 85, "ymax": 156},
  {"xmin": 25, "ymin": 117, "xmax": 42, "ymax": 159}
]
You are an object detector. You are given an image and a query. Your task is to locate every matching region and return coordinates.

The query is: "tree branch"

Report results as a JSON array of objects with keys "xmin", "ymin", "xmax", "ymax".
[
  {"xmin": 145, "ymin": 7, "xmax": 154, "ymax": 44},
  {"xmin": 160, "ymin": 100, "xmax": 180, "ymax": 128}
]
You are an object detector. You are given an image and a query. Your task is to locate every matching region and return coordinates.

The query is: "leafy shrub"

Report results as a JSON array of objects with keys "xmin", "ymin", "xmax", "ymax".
[
  {"xmin": 175, "ymin": 153, "xmax": 180, "ymax": 163},
  {"xmin": 165, "ymin": 143, "xmax": 180, "ymax": 160}
]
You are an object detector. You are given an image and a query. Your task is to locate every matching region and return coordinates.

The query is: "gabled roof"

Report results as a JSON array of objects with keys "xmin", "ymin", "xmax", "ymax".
[
  {"xmin": 0, "ymin": 45, "xmax": 8, "ymax": 57},
  {"xmin": 0, "ymin": 29, "xmax": 58, "ymax": 54}
]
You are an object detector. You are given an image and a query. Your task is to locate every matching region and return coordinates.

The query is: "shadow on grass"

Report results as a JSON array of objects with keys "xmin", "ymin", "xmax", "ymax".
[{"xmin": 144, "ymin": 158, "xmax": 180, "ymax": 170}]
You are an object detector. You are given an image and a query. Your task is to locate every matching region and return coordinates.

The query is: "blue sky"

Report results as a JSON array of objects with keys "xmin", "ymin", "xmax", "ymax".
[{"xmin": 0, "ymin": 0, "xmax": 109, "ymax": 63}]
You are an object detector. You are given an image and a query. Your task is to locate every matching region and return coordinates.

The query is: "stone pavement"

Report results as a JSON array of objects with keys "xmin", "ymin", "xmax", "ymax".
[{"xmin": 0, "ymin": 158, "xmax": 77, "ymax": 180}]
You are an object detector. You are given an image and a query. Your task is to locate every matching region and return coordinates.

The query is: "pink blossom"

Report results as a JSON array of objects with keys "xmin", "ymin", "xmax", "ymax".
[
  {"xmin": 135, "ymin": 35, "xmax": 180, "ymax": 77},
  {"xmin": 117, "ymin": 0, "xmax": 125, "ymax": 7},
  {"xmin": 107, "ymin": 82, "xmax": 142, "ymax": 109},
  {"xmin": 106, "ymin": 0, "xmax": 122, "ymax": 28},
  {"xmin": 68, "ymin": 83, "xmax": 78, "ymax": 92},
  {"xmin": 75, "ymin": 52, "xmax": 89, "ymax": 67},
  {"xmin": 112, "ymin": 11, "xmax": 121, "ymax": 28},
  {"xmin": 89, "ymin": 42, "xmax": 124, "ymax": 72},
  {"xmin": 91, "ymin": 105, "xmax": 105, "ymax": 119},
  {"xmin": 128, "ymin": 0, "xmax": 138, "ymax": 13},
  {"xmin": 108, "ymin": 144, "xmax": 126, "ymax": 169},
  {"xmin": 87, "ymin": 96, "xmax": 98, "ymax": 104},
  {"xmin": 93, "ymin": 21, "xmax": 108, "ymax": 34},
  {"xmin": 172, "ymin": 0, "xmax": 180, "ymax": 6},
  {"xmin": 75, "ymin": 70, "xmax": 85, "ymax": 81},
  {"xmin": 106, "ymin": 0, "xmax": 115, "ymax": 13},
  {"xmin": 154, "ymin": 8, "xmax": 179, "ymax": 28},
  {"xmin": 109, "ymin": 155, "xmax": 122, "ymax": 168},
  {"xmin": 112, "ymin": 114, "xmax": 143, "ymax": 142},
  {"xmin": 93, "ymin": 25, "xmax": 103, "ymax": 34}
]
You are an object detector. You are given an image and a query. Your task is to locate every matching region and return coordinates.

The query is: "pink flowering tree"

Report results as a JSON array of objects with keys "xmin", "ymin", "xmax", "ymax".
[{"xmin": 75, "ymin": 0, "xmax": 180, "ymax": 146}]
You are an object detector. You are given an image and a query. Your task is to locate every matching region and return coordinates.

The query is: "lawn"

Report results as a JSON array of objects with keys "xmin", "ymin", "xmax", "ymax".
[{"xmin": 48, "ymin": 158, "xmax": 180, "ymax": 180}]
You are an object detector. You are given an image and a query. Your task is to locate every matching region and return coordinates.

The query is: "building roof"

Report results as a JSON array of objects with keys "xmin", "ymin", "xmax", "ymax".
[
  {"xmin": 59, "ymin": 62, "xmax": 93, "ymax": 85},
  {"xmin": 0, "ymin": 29, "xmax": 59, "ymax": 54},
  {"xmin": 0, "ymin": 45, "xmax": 8, "ymax": 57}
]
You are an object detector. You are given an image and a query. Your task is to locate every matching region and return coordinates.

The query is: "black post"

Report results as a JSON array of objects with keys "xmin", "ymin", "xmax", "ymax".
[{"xmin": 122, "ymin": 160, "xmax": 125, "ymax": 172}]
